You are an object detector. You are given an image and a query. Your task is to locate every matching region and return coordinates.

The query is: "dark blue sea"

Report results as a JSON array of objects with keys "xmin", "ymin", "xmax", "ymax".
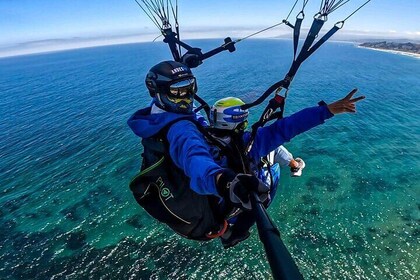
[{"xmin": 0, "ymin": 39, "xmax": 419, "ymax": 279}]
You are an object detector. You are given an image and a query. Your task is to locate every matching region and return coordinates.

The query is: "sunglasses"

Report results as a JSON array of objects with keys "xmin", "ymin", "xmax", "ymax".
[{"xmin": 168, "ymin": 78, "xmax": 196, "ymax": 98}]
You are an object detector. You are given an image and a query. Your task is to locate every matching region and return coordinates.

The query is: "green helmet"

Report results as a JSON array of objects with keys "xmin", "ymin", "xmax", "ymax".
[{"xmin": 210, "ymin": 97, "xmax": 249, "ymax": 131}]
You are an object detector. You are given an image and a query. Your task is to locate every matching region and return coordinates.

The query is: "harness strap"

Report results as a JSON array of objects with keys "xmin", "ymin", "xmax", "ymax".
[
  {"xmin": 293, "ymin": 16, "xmax": 304, "ymax": 59},
  {"xmin": 260, "ymin": 156, "xmax": 274, "ymax": 190},
  {"xmin": 241, "ymin": 80, "xmax": 286, "ymax": 110},
  {"xmin": 303, "ymin": 24, "xmax": 341, "ymax": 60},
  {"xmin": 246, "ymin": 94, "xmax": 286, "ymax": 154},
  {"xmin": 300, "ymin": 18, "xmax": 325, "ymax": 58},
  {"xmin": 194, "ymin": 93, "xmax": 211, "ymax": 120},
  {"xmin": 244, "ymin": 6, "xmax": 345, "ymax": 152}
]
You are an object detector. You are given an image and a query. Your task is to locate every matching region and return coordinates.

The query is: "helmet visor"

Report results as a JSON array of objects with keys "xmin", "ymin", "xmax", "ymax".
[{"xmin": 169, "ymin": 78, "xmax": 196, "ymax": 98}]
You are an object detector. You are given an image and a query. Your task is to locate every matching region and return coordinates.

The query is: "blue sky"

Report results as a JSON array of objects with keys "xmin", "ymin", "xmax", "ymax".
[{"xmin": 0, "ymin": 0, "xmax": 419, "ymax": 56}]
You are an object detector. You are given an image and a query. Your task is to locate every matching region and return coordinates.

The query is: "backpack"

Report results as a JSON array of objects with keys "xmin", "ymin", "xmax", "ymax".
[{"xmin": 129, "ymin": 121, "xmax": 225, "ymax": 241}]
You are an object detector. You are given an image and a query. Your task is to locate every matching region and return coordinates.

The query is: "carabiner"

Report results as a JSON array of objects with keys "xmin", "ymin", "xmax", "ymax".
[
  {"xmin": 335, "ymin": 21, "xmax": 345, "ymax": 29},
  {"xmin": 296, "ymin": 11, "xmax": 305, "ymax": 20},
  {"xmin": 314, "ymin": 12, "xmax": 328, "ymax": 22}
]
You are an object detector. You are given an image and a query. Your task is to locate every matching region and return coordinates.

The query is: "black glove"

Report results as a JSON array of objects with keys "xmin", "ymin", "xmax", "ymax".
[{"xmin": 217, "ymin": 169, "xmax": 269, "ymax": 210}]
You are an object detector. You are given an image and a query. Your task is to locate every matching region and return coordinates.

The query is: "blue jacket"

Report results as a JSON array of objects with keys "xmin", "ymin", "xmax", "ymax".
[
  {"xmin": 128, "ymin": 104, "xmax": 333, "ymax": 197},
  {"xmin": 209, "ymin": 105, "xmax": 333, "ymax": 191},
  {"xmin": 246, "ymin": 105, "xmax": 334, "ymax": 163},
  {"xmin": 127, "ymin": 106, "xmax": 223, "ymax": 196}
]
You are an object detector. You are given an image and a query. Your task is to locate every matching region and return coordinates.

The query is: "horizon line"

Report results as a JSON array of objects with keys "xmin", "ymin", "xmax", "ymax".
[{"xmin": 1, "ymin": 30, "xmax": 419, "ymax": 59}]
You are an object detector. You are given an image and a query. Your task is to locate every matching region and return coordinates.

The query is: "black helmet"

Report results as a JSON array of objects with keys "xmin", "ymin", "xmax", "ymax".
[{"xmin": 145, "ymin": 61, "xmax": 197, "ymax": 114}]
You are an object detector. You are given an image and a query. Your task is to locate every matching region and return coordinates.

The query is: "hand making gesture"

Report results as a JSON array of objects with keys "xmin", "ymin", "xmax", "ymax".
[{"xmin": 327, "ymin": 88, "xmax": 365, "ymax": 115}]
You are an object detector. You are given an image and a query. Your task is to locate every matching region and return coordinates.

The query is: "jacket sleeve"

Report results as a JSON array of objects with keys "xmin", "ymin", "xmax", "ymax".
[
  {"xmin": 249, "ymin": 105, "xmax": 334, "ymax": 160},
  {"xmin": 167, "ymin": 120, "xmax": 223, "ymax": 196}
]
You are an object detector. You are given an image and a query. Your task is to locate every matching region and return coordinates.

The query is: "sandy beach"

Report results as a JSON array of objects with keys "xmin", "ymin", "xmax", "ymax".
[{"xmin": 358, "ymin": 45, "xmax": 420, "ymax": 59}]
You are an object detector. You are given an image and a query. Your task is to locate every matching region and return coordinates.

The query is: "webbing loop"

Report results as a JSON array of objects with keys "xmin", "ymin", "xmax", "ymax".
[{"xmin": 205, "ymin": 220, "xmax": 229, "ymax": 239}]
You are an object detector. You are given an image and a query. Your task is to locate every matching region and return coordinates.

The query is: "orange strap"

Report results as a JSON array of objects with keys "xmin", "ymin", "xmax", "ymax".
[{"xmin": 205, "ymin": 220, "xmax": 228, "ymax": 239}]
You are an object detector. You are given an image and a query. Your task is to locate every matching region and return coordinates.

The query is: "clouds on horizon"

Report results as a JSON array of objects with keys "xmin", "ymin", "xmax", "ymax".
[{"xmin": 1, "ymin": 26, "xmax": 419, "ymax": 58}]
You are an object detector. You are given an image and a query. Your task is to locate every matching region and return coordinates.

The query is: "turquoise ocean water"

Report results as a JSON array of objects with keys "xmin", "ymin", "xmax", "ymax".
[{"xmin": 0, "ymin": 39, "xmax": 419, "ymax": 279}]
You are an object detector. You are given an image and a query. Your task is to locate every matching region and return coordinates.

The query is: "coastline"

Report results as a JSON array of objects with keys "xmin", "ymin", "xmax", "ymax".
[{"xmin": 358, "ymin": 45, "xmax": 420, "ymax": 59}]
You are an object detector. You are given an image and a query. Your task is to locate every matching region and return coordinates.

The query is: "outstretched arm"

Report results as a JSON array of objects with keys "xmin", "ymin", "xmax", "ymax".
[{"xmin": 249, "ymin": 89, "xmax": 365, "ymax": 160}]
